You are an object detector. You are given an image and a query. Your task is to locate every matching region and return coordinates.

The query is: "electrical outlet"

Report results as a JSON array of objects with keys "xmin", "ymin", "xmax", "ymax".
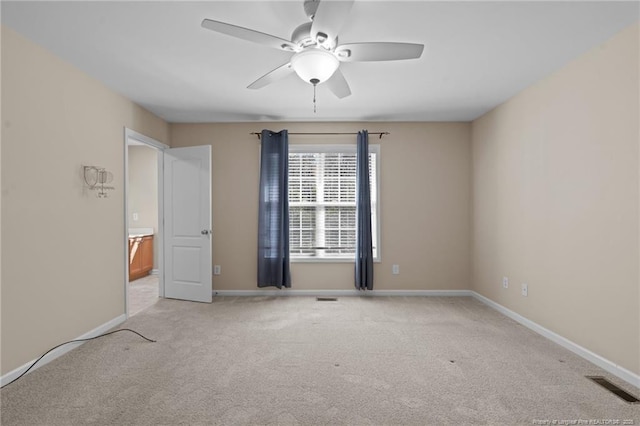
[
  {"xmin": 392, "ymin": 264, "xmax": 400, "ymax": 275},
  {"xmin": 213, "ymin": 265, "xmax": 221, "ymax": 275},
  {"xmin": 521, "ymin": 283, "xmax": 528, "ymax": 297},
  {"xmin": 502, "ymin": 276, "xmax": 509, "ymax": 289}
]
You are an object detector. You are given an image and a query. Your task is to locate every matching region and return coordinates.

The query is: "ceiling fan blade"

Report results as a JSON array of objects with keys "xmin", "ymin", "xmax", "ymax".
[
  {"xmin": 325, "ymin": 68, "xmax": 351, "ymax": 99},
  {"xmin": 248, "ymin": 62, "xmax": 294, "ymax": 90},
  {"xmin": 336, "ymin": 42, "xmax": 424, "ymax": 62},
  {"xmin": 202, "ymin": 19, "xmax": 297, "ymax": 51},
  {"xmin": 310, "ymin": 0, "xmax": 355, "ymax": 46}
]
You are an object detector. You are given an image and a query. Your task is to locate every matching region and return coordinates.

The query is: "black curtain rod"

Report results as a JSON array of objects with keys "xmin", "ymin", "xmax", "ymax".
[{"xmin": 251, "ymin": 131, "xmax": 389, "ymax": 140}]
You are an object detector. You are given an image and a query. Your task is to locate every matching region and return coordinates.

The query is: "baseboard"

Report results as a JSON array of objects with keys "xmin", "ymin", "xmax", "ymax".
[
  {"xmin": 150, "ymin": 269, "xmax": 159, "ymax": 275},
  {"xmin": 0, "ymin": 314, "xmax": 127, "ymax": 387},
  {"xmin": 213, "ymin": 289, "xmax": 473, "ymax": 297},
  {"xmin": 471, "ymin": 291, "xmax": 640, "ymax": 389}
]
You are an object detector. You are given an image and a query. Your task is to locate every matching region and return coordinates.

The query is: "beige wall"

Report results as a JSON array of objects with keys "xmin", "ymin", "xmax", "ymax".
[
  {"xmin": 1, "ymin": 27, "xmax": 169, "ymax": 375},
  {"xmin": 128, "ymin": 145, "xmax": 159, "ymax": 268},
  {"xmin": 170, "ymin": 122, "xmax": 471, "ymax": 292},
  {"xmin": 471, "ymin": 23, "xmax": 639, "ymax": 375}
]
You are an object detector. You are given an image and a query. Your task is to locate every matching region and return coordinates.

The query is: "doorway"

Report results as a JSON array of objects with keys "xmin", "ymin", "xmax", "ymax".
[
  {"xmin": 124, "ymin": 129, "xmax": 213, "ymax": 313},
  {"xmin": 124, "ymin": 129, "xmax": 167, "ymax": 317}
]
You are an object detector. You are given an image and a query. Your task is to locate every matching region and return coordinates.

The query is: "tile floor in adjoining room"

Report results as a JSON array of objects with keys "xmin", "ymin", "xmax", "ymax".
[{"xmin": 128, "ymin": 274, "xmax": 159, "ymax": 316}]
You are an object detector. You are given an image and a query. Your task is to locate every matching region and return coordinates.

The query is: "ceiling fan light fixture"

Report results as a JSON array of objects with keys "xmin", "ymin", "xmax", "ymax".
[{"xmin": 291, "ymin": 48, "xmax": 339, "ymax": 84}]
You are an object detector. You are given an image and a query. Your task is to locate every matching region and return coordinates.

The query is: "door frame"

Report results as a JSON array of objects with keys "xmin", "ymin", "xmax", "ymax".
[{"xmin": 123, "ymin": 128, "xmax": 169, "ymax": 318}]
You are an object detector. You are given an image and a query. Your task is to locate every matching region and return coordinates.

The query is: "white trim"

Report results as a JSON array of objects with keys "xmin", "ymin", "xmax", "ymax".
[
  {"xmin": 291, "ymin": 257, "xmax": 383, "ymax": 264},
  {"xmin": 369, "ymin": 289, "xmax": 472, "ymax": 297},
  {"xmin": 156, "ymin": 150, "xmax": 165, "ymax": 299},
  {"xmin": 125, "ymin": 128, "xmax": 169, "ymax": 151},
  {"xmin": 289, "ymin": 144, "xmax": 358, "ymax": 153},
  {"xmin": 0, "ymin": 314, "xmax": 126, "ymax": 387},
  {"xmin": 213, "ymin": 289, "xmax": 472, "ymax": 297},
  {"xmin": 123, "ymin": 132, "xmax": 130, "ymax": 316},
  {"xmin": 471, "ymin": 291, "xmax": 640, "ymax": 389}
]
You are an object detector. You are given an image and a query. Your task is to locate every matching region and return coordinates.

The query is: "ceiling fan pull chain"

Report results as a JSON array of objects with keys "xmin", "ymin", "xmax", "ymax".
[{"xmin": 311, "ymin": 78, "xmax": 319, "ymax": 113}]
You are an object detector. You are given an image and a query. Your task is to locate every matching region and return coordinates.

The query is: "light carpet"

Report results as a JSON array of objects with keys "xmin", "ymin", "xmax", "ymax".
[{"xmin": 2, "ymin": 296, "xmax": 639, "ymax": 425}]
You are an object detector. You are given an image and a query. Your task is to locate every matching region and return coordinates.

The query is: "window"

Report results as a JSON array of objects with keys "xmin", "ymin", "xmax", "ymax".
[{"xmin": 288, "ymin": 144, "xmax": 379, "ymax": 261}]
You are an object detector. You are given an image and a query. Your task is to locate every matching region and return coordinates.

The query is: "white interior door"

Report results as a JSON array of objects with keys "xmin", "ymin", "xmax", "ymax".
[{"xmin": 163, "ymin": 146, "xmax": 212, "ymax": 303}]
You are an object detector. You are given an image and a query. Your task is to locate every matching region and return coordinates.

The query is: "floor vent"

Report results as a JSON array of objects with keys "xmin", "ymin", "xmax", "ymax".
[
  {"xmin": 586, "ymin": 376, "xmax": 640, "ymax": 403},
  {"xmin": 316, "ymin": 297, "xmax": 338, "ymax": 302}
]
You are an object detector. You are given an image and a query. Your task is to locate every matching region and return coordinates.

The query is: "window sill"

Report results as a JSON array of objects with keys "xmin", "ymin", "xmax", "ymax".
[{"xmin": 291, "ymin": 257, "xmax": 382, "ymax": 264}]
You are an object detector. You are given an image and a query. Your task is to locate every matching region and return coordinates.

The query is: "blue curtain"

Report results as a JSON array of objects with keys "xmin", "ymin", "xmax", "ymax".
[
  {"xmin": 355, "ymin": 130, "xmax": 374, "ymax": 290},
  {"xmin": 257, "ymin": 129, "xmax": 291, "ymax": 289}
]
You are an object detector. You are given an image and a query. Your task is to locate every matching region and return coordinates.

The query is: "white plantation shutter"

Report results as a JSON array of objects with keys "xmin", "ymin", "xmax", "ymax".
[
  {"xmin": 289, "ymin": 153, "xmax": 316, "ymax": 256},
  {"xmin": 289, "ymin": 145, "xmax": 379, "ymax": 260}
]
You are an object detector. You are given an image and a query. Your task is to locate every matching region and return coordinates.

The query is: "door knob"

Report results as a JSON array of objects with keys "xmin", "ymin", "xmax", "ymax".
[{"xmin": 201, "ymin": 229, "xmax": 211, "ymax": 235}]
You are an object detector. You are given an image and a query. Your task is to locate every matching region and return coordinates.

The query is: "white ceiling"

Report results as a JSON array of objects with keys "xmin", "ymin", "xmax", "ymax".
[{"xmin": 2, "ymin": 1, "xmax": 638, "ymax": 123}]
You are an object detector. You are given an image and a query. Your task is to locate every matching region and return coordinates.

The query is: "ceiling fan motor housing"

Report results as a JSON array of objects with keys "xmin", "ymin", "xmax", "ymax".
[
  {"xmin": 291, "ymin": 22, "xmax": 314, "ymax": 47},
  {"xmin": 291, "ymin": 21, "xmax": 337, "ymax": 50}
]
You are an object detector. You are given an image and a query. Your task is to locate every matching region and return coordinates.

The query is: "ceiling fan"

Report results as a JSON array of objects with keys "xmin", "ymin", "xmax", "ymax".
[{"xmin": 201, "ymin": 0, "xmax": 424, "ymax": 101}]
